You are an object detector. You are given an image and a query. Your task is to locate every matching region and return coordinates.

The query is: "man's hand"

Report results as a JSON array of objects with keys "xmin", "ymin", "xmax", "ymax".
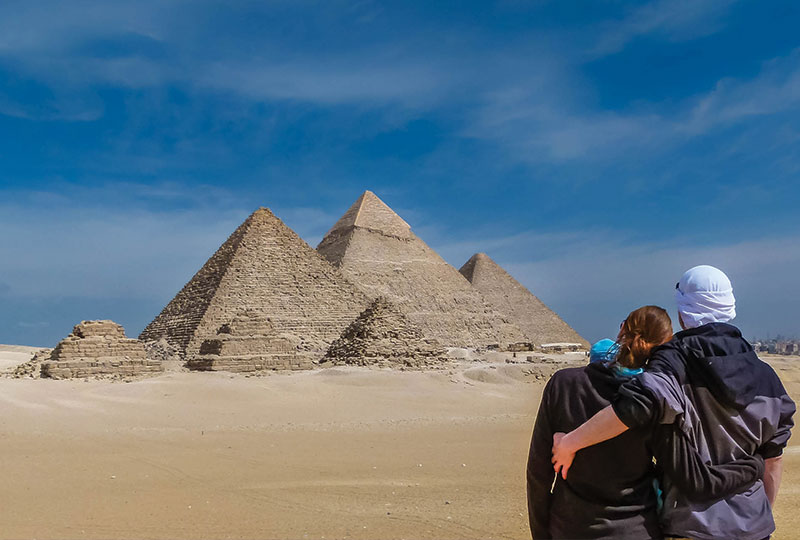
[
  {"xmin": 552, "ymin": 432, "xmax": 576, "ymax": 479},
  {"xmin": 550, "ymin": 406, "xmax": 630, "ymax": 480}
]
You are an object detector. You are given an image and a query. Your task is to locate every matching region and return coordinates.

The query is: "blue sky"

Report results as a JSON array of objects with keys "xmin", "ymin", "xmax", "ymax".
[{"xmin": 1, "ymin": 0, "xmax": 798, "ymax": 346}]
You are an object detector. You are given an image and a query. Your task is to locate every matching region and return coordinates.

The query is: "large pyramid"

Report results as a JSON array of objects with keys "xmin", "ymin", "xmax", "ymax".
[
  {"xmin": 140, "ymin": 208, "xmax": 368, "ymax": 369},
  {"xmin": 459, "ymin": 253, "xmax": 588, "ymax": 347},
  {"xmin": 316, "ymin": 191, "xmax": 527, "ymax": 348}
]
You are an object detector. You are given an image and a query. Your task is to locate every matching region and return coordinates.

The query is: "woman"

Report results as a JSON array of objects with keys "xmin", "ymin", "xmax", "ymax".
[{"xmin": 526, "ymin": 306, "xmax": 763, "ymax": 539}]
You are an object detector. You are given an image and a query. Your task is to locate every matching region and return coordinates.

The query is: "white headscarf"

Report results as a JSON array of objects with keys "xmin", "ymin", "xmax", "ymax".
[{"xmin": 675, "ymin": 265, "xmax": 736, "ymax": 329}]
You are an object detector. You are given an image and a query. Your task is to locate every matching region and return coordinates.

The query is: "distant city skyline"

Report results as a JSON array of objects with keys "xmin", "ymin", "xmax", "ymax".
[
  {"xmin": 1, "ymin": 1, "xmax": 799, "ymax": 346},
  {"xmin": 753, "ymin": 335, "xmax": 800, "ymax": 342}
]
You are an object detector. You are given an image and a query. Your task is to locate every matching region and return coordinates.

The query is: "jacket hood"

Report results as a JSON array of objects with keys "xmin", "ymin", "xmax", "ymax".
[
  {"xmin": 586, "ymin": 360, "xmax": 637, "ymax": 401},
  {"xmin": 671, "ymin": 322, "xmax": 767, "ymax": 410}
]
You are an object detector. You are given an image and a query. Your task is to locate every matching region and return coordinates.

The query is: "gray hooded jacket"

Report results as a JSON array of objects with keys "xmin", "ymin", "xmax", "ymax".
[{"xmin": 613, "ymin": 323, "xmax": 795, "ymax": 540}]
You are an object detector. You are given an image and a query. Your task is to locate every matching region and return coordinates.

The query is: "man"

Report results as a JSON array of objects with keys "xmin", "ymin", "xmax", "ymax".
[{"xmin": 551, "ymin": 265, "xmax": 795, "ymax": 540}]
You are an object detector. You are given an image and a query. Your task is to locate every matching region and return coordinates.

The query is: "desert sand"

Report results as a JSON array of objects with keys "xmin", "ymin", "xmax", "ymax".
[{"xmin": 0, "ymin": 348, "xmax": 798, "ymax": 540}]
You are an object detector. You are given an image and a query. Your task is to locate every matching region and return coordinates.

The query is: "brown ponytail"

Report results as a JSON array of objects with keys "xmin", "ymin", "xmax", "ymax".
[{"xmin": 616, "ymin": 306, "xmax": 674, "ymax": 369}]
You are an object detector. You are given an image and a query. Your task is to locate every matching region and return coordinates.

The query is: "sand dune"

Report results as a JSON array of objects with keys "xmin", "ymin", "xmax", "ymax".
[{"xmin": 0, "ymin": 350, "xmax": 797, "ymax": 539}]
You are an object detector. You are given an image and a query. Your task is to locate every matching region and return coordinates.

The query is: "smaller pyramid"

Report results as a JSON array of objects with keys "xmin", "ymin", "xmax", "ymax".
[
  {"xmin": 187, "ymin": 310, "xmax": 310, "ymax": 372},
  {"xmin": 42, "ymin": 320, "xmax": 162, "ymax": 379},
  {"xmin": 324, "ymin": 297, "xmax": 447, "ymax": 367},
  {"xmin": 459, "ymin": 253, "xmax": 588, "ymax": 348}
]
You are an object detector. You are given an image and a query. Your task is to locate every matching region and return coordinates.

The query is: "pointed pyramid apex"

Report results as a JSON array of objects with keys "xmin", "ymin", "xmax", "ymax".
[
  {"xmin": 249, "ymin": 207, "xmax": 277, "ymax": 221},
  {"xmin": 459, "ymin": 252, "xmax": 496, "ymax": 282},
  {"xmin": 324, "ymin": 190, "xmax": 412, "ymax": 239}
]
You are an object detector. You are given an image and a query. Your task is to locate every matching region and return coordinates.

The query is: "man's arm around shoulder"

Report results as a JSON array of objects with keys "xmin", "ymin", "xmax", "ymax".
[{"xmin": 552, "ymin": 350, "xmax": 685, "ymax": 477}]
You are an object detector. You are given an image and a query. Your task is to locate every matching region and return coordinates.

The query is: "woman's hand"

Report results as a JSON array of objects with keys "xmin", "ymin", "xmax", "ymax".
[{"xmin": 552, "ymin": 432, "xmax": 576, "ymax": 479}]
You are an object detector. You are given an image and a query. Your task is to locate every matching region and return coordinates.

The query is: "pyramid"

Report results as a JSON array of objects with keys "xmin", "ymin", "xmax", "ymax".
[
  {"xmin": 188, "ymin": 309, "xmax": 309, "ymax": 371},
  {"xmin": 317, "ymin": 191, "xmax": 527, "ymax": 348},
  {"xmin": 324, "ymin": 297, "xmax": 447, "ymax": 367},
  {"xmin": 140, "ymin": 208, "xmax": 368, "ymax": 370},
  {"xmin": 42, "ymin": 320, "xmax": 162, "ymax": 379},
  {"xmin": 459, "ymin": 253, "xmax": 588, "ymax": 347}
]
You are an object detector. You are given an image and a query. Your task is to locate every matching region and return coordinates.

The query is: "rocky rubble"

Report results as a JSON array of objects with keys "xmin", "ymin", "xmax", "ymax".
[{"xmin": 10, "ymin": 349, "xmax": 52, "ymax": 379}]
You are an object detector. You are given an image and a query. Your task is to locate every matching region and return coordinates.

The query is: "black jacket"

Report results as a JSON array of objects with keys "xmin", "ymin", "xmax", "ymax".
[{"xmin": 527, "ymin": 361, "xmax": 764, "ymax": 540}]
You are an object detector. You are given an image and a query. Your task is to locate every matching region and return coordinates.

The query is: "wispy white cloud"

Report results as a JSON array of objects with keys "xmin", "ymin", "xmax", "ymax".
[
  {"xmin": 591, "ymin": 0, "xmax": 738, "ymax": 57},
  {"xmin": 1, "ymin": 0, "xmax": 793, "ymax": 170},
  {"xmin": 198, "ymin": 60, "xmax": 446, "ymax": 107},
  {"xmin": 685, "ymin": 48, "xmax": 800, "ymax": 132},
  {"xmin": 0, "ymin": 2, "xmax": 164, "ymax": 54},
  {"xmin": 467, "ymin": 89, "xmax": 670, "ymax": 162},
  {"xmin": 466, "ymin": 45, "xmax": 800, "ymax": 164},
  {"xmin": 0, "ymin": 1, "xmax": 462, "ymax": 116}
]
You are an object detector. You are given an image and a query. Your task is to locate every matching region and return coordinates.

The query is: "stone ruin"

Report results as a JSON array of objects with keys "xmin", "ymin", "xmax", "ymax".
[
  {"xmin": 459, "ymin": 253, "xmax": 589, "ymax": 348},
  {"xmin": 324, "ymin": 297, "xmax": 447, "ymax": 367},
  {"xmin": 188, "ymin": 310, "xmax": 312, "ymax": 372},
  {"xmin": 316, "ymin": 191, "xmax": 527, "ymax": 348},
  {"xmin": 41, "ymin": 320, "xmax": 162, "ymax": 379}
]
